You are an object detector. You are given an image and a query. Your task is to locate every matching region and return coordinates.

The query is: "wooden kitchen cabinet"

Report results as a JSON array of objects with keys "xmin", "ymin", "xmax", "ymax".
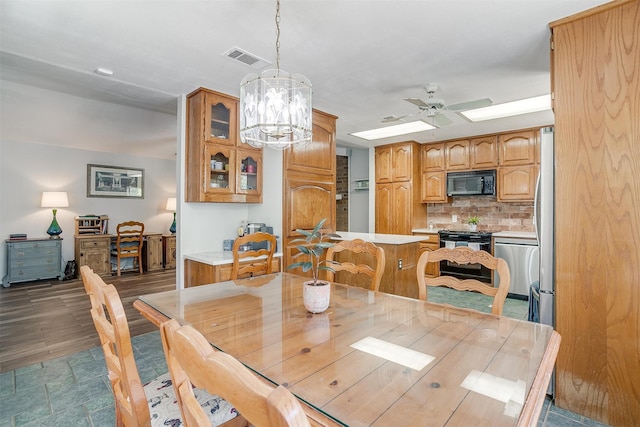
[
  {"xmin": 375, "ymin": 141, "xmax": 427, "ymax": 234},
  {"xmin": 375, "ymin": 142, "xmax": 413, "ymax": 183},
  {"xmin": 497, "ymin": 165, "xmax": 538, "ymax": 201},
  {"xmin": 470, "ymin": 135, "xmax": 498, "ymax": 169},
  {"xmin": 421, "ymin": 171, "xmax": 447, "ymax": 203},
  {"xmin": 422, "ymin": 142, "xmax": 445, "ymax": 171},
  {"xmin": 283, "ymin": 109, "xmax": 337, "ymax": 272},
  {"xmin": 498, "ymin": 130, "xmax": 537, "ymax": 166},
  {"xmin": 414, "ymin": 233, "xmax": 440, "ymax": 278},
  {"xmin": 445, "ymin": 139, "xmax": 470, "ymax": 170},
  {"xmin": 184, "ymin": 258, "xmax": 281, "ymax": 287},
  {"xmin": 185, "ymin": 87, "xmax": 262, "ymax": 203}
]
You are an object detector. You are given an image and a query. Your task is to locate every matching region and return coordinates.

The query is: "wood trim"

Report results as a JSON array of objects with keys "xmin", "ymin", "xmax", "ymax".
[{"xmin": 549, "ymin": 0, "xmax": 636, "ymax": 28}]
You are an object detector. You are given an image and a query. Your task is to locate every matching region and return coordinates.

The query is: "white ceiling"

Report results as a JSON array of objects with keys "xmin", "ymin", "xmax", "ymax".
[{"xmin": 0, "ymin": 0, "xmax": 608, "ymax": 159}]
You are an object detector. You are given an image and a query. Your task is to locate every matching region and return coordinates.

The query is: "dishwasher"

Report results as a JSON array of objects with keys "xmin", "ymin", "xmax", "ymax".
[{"xmin": 493, "ymin": 236, "xmax": 538, "ymax": 299}]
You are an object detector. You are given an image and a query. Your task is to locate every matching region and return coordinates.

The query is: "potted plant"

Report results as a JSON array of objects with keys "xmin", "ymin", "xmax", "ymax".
[
  {"xmin": 287, "ymin": 218, "xmax": 339, "ymax": 313},
  {"xmin": 467, "ymin": 216, "xmax": 480, "ymax": 231}
]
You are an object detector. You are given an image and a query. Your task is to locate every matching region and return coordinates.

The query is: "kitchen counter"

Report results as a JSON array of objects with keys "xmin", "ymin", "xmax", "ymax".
[
  {"xmin": 333, "ymin": 231, "xmax": 430, "ymax": 245},
  {"xmin": 411, "ymin": 228, "xmax": 440, "ymax": 234},
  {"xmin": 184, "ymin": 251, "xmax": 283, "ymax": 266},
  {"xmin": 492, "ymin": 231, "xmax": 536, "ymax": 239}
]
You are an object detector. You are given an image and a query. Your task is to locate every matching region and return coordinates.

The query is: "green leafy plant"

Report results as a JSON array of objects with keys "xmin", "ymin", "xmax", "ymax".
[
  {"xmin": 287, "ymin": 218, "xmax": 339, "ymax": 285},
  {"xmin": 467, "ymin": 216, "xmax": 480, "ymax": 225}
]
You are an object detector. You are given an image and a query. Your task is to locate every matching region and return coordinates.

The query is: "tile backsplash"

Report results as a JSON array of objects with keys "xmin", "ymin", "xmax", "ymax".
[{"xmin": 426, "ymin": 196, "xmax": 534, "ymax": 232}]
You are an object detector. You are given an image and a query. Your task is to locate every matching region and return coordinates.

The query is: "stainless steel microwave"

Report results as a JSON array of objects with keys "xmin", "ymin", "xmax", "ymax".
[{"xmin": 446, "ymin": 169, "xmax": 496, "ymax": 196}]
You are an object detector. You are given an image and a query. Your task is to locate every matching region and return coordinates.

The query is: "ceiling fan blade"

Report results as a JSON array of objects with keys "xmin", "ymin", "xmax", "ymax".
[
  {"xmin": 447, "ymin": 98, "xmax": 493, "ymax": 111},
  {"xmin": 404, "ymin": 97, "xmax": 429, "ymax": 108},
  {"xmin": 433, "ymin": 113, "xmax": 453, "ymax": 127},
  {"xmin": 381, "ymin": 115, "xmax": 403, "ymax": 123}
]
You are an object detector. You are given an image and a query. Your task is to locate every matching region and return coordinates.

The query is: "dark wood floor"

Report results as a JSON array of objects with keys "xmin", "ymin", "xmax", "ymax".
[{"xmin": 0, "ymin": 269, "xmax": 177, "ymax": 373}]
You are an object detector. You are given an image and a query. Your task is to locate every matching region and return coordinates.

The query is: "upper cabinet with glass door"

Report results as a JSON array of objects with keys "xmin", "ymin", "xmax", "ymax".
[{"xmin": 186, "ymin": 87, "xmax": 263, "ymax": 203}]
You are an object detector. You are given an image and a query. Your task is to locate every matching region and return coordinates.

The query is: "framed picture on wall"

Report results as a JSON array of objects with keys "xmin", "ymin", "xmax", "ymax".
[{"xmin": 87, "ymin": 164, "xmax": 144, "ymax": 198}]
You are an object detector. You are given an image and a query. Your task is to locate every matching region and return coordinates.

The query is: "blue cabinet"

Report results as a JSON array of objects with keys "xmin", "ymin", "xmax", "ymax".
[{"xmin": 3, "ymin": 238, "xmax": 64, "ymax": 287}]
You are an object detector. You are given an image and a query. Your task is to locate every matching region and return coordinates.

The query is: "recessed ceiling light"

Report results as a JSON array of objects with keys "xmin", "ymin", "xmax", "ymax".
[
  {"xmin": 94, "ymin": 67, "xmax": 114, "ymax": 76},
  {"xmin": 351, "ymin": 121, "xmax": 435, "ymax": 141},
  {"xmin": 459, "ymin": 95, "xmax": 551, "ymax": 122}
]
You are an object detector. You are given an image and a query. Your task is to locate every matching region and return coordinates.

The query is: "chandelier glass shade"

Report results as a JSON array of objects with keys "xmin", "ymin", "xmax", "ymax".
[
  {"xmin": 239, "ymin": 0, "xmax": 312, "ymax": 150},
  {"xmin": 240, "ymin": 70, "xmax": 312, "ymax": 150}
]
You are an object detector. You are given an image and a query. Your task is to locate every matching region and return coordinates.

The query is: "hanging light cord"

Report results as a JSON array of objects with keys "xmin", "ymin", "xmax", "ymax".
[{"xmin": 275, "ymin": 0, "xmax": 281, "ymax": 73}]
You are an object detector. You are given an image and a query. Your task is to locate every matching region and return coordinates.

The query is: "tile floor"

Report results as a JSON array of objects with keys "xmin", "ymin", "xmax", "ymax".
[{"xmin": 0, "ymin": 291, "xmax": 609, "ymax": 427}]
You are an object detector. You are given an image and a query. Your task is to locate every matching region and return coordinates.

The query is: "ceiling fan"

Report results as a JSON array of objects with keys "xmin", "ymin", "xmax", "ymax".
[{"xmin": 382, "ymin": 83, "xmax": 492, "ymax": 127}]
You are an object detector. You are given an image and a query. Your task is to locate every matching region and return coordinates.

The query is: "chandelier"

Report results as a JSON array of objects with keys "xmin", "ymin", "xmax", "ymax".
[{"xmin": 239, "ymin": 0, "xmax": 312, "ymax": 150}]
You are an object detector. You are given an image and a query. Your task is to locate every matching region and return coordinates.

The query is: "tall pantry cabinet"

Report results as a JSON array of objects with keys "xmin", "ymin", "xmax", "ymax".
[
  {"xmin": 550, "ymin": 1, "xmax": 640, "ymax": 425},
  {"xmin": 375, "ymin": 141, "xmax": 427, "ymax": 234}
]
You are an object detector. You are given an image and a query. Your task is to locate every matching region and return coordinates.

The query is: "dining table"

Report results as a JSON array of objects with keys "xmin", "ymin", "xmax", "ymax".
[{"xmin": 134, "ymin": 272, "xmax": 560, "ymax": 427}]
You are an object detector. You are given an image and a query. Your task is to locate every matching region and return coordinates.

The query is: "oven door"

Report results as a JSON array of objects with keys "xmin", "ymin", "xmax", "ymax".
[{"xmin": 439, "ymin": 240, "xmax": 492, "ymax": 283}]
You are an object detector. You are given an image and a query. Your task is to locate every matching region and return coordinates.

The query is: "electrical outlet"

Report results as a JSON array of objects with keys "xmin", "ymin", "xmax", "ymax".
[
  {"xmin": 398, "ymin": 259, "xmax": 403, "ymax": 270},
  {"xmin": 452, "ymin": 214, "xmax": 458, "ymax": 223}
]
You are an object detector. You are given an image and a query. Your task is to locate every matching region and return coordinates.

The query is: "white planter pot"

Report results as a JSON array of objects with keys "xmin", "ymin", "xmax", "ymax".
[
  {"xmin": 469, "ymin": 224, "xmax": 478, "ymax": 231},
  {"xmin": 303, "ymin": 280, "xmax": 331, "ymax": 313}
]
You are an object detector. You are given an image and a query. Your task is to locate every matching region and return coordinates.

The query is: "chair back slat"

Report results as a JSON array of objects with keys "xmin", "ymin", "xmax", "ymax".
[
  {"xmin": 325, "ymin": 239, "xmax": 385, "ymax": 291},
  {"xmin": 160, "ymin": 319, "xmax": 311, "ymax": 427},
  {"xmin": 416, "ymin": 247, "xmax": 511, "ymax": 316},
  {"xmin": 113, "ymin": 221, "xmax": 144, "ymax": 276},
  {"xmin": 231, "ymin": 232, "xmax": 277, "ymax": 280}
]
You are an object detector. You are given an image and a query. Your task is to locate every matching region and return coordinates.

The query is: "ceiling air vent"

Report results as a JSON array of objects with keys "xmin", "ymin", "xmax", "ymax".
[{"xmin": 223, "ymin": 47, "xmax": 270, "ymax": 69}]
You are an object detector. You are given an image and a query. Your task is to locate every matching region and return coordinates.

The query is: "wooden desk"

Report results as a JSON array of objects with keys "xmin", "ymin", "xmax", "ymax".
[
  {"xmin": 74, "ymin": 232, "xmax": 163, "ymax": 275},
  {"xmin": 135, "ymin": 272, "xmax": 560, "ymax": 427}
]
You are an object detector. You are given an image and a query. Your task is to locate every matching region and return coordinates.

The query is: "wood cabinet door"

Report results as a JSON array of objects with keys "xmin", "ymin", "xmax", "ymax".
[
  {"xmin": 203, "ymin": 144, "xmax": 235, "ymax": 200},
  {"xmin": 145, "ymin": 235, "xmax": 163, "ymax": 271},
  {"xmin": 445, "ymin": 139, "xmax": 470, "ymax": 170},
  {"xmin": 422, "ymin": 142, "xmax": 445, "ymax": 171},
  {"xmin": 391, "ymin": 143, "xmax": 413, "ymax": 181},
  {"xmin": 421, "ymin": 171, "xmax": 447, "ymax": 203},
  {"xmin": 284, "ymin": 110, "xmax": 336, "ymax": 176},
  {"xmin": 392, "ymin": 181, "xmax": 412, "ymax": 234},
  {"xmin": 418, "ymin": 241, "xmax": 440, "ymax": 278},
  {"xmin": 470, "ymin": 136, "xmax": 498, "ymax": 169},
  {"xmin": 235, "ymin": 148, "xmax": 262, "ymax": 200},
  {"xmin": 499, "ymin": 130, "xmax": 536, "ymax": 166},
  {"xmin": 204, "ymin": 91, "xmax": 237, "ymax": 146},
  {"xmin": 375, "ymin": 183, "xmax": 393, "ymax": 233},
  {"xmin": 497, "ymin": 165, "xmax": 538, "ymax": 201},
  {"xmin": 375, "ymin": 146, "xmax": 393, "ymax": 183}
]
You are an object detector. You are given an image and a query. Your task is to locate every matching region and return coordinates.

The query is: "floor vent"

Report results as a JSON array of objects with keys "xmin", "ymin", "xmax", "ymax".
[{"xmin": 223, "ymin": 47, "xmax": 270, "ymax": 69}]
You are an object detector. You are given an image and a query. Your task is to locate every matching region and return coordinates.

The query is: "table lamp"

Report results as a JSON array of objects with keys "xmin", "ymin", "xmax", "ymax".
[
  {"xmin": 41, "ymin": 191, "xmax": 69, "ymax": 238},
  {"xmin": 166, "ymin": 197, "xmax": 177, "ymax": 234}
]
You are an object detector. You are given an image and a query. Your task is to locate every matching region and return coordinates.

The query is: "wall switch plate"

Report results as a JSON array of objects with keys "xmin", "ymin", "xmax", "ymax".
[{"xmin": 452, "ymin": 214, "xmax": 458, "ymax": 223}]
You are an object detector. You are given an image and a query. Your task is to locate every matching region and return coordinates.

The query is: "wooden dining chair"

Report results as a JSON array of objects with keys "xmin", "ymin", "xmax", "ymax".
[
  {"xmin": 325, "ymin": 239, "xmax": 386, "ymax": 291},
  {"xmin": 111, "ymin": 221, "xmax": 144, "ymax": 276},
  {"xmin": 231, "ymin": 232, "xmax": 277, "ymax": 280},
  {"xmin": 160, "ymin": 318, "xmax": 311, "ymax": 427},
  {"xmin": 416, "ymin": 247, "xmax": 511, "ymax": 315},
  {"xmin": 79, "ymin": 265, "xmax": 243, "ymax": 427}
]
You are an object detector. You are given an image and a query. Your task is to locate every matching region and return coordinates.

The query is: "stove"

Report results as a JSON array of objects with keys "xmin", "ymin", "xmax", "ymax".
[{"xmin": 438, "ymin": 229, "xmax": 495, "ymax": 283}]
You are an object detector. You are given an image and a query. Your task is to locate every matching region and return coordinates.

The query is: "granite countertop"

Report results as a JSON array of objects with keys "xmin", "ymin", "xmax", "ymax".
[
  {"xmin": 184, "ymin": 251, "xmax": 283, "ymax": 266},
  {"xmin": 492, "ymin": 231, "xmax": 537, "ymax": 239},
  {"xmin": 333, "ymin": 231, "xmax": 429, "ymax": 245}
]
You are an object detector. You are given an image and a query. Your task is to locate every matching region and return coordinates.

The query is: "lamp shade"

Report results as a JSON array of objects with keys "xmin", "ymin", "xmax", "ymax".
[
  {"xmin": 166, "ymin": 197, "xmax": 177, "ymax": 211},
  {"xmin": 41, "ymin": 192, "xmax": 69, "ymax": 208}
]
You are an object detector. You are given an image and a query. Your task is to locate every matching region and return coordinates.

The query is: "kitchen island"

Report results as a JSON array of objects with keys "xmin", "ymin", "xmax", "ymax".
[
  {"xmin": 183, "ymin": 251, "xmax": 283, "ymax": 287},
  {"xmin": 332, "ymin": 231, "xmax": 429, "ymax": 298}
]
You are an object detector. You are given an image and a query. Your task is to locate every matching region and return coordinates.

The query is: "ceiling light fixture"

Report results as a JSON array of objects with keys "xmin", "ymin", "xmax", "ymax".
[
  {"xmin": 239, "ymin": 0, "xmax": 312, "ymax": 150},
  {"xmin": 351, "ymin": 121, "xmax": 436, "ymax": 141},
  {"xmin": 459, "ymin": 95, "xmax": 551, "ymax": 122}
]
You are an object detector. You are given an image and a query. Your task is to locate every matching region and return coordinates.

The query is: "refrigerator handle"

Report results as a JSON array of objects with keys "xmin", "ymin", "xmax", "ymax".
[{"xmin": 534, "ymin": 172, "xmax": 541, "ymax": 245}]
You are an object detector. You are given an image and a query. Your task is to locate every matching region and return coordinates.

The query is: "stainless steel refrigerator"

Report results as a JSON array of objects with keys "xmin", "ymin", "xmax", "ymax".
[{"xmin": 535, "ymin": 126, "xmax": 555, "ymax": 328}]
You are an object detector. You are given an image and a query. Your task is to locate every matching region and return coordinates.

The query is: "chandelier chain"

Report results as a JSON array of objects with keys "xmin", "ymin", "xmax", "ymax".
[{"xmin": 275, "ymin": 0, "xmax": 281, "ymax": 72}]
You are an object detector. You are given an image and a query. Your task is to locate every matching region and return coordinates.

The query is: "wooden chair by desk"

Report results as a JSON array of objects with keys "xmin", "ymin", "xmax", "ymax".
[
  {"xmin": 231, "ymin": 232, "xmax": 276, "ymax": 280},
  {"xmin": 80, "ymin": 265, "xmax": 243, "ymax": 427},
  {"xmin": 325, "ymin": 239, "xmax": 385, "ymax": 291},
  {"xmin": 161, "ymin": 319, "xmax": 310, "ymax": 427},
  {"xmin": 112, "ymin": 221, "xmax": 144, "ymax": 276},
  {"xmin": 416, "ymin": 246, "xmax": 511, "ymax": 315}
]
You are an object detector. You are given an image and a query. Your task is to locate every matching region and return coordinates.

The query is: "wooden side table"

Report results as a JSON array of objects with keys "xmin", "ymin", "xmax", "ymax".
[{"xmin": 163, "ymin": 234, "xmax": 176, "ymax": 269}]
